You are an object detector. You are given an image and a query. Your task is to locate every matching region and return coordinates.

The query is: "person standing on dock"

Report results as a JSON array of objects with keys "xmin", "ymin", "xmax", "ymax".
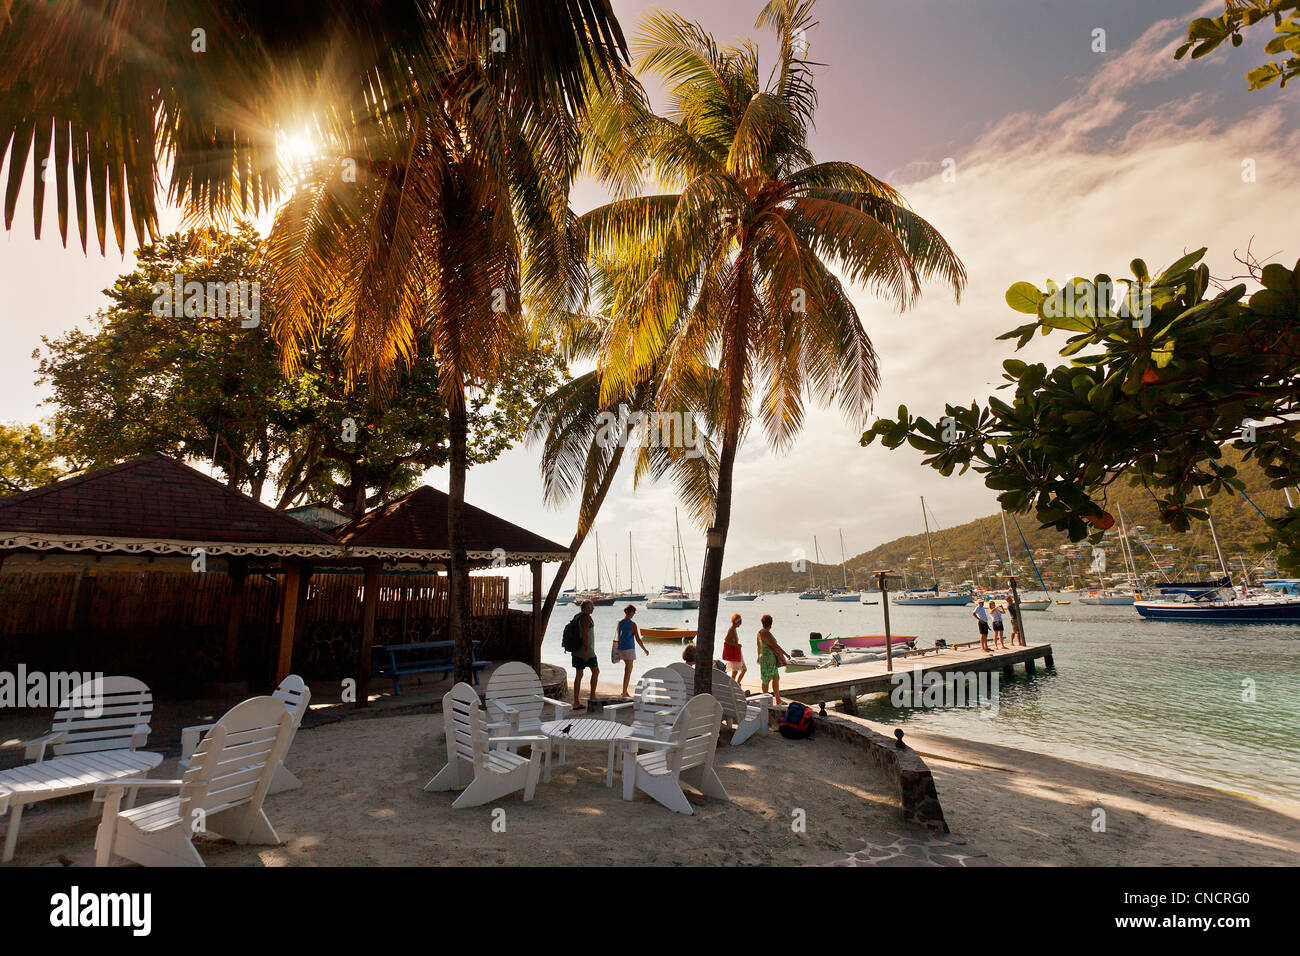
[
  {"xmin": 1007, "ymin": 597, "xmax": 1024, "ymax": 647},
  {"xmin": 989, "ymin": 603, "xmax": 1006, "ymax": 649},
  {"xmin": 972, "ymin": 599, "xmax": 991, "ymax": 653},
  {"xmin": 756, "ymin": 614, "xmax": 791, "ymax": 704}
]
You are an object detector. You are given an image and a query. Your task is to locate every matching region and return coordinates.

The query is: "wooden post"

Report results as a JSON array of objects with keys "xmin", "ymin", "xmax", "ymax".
[
  {"xmin": 222, "ymin": 558, "xmax": 248, "ymax": 681},
  {"xmin": 530, "ymin": 560, "xmax": 543, "ymax": 672},
  {"xmin": 874, "ymin": 569, "xmax": 894, "ymax": 673},
  {"xmin": 275, "ymin": 560, "xmax": 302, "ymax": 684},
  {"xmin": 1007, "ymin": 574, "xmax": 1026, "ymax": 646},
  {"xmin": 357, "ymin": 560, "xmax": 380, "ymax": 709}
]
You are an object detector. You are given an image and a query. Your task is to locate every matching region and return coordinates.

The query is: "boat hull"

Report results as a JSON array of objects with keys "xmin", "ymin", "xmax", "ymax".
[
  {"xmin": 826, "ymin": 594, "xmax": 860, "ymax": 602},
  {"xmin": 893, "ymin": 595, "xmax": 971, "ymax": 606},
  {"xmin": 1135, "ymin": 600, "xmax": 1300, "ymax": 622},
  {"xmin": 725, "ymin": 594, "xmax": 758, "ymax": 601},
  {"xmin": 809, "ymin": 634, "xmax": 918, "ymax": 653},
  {"xmin": 640, "ymin": 627, "xmax": 698, "ymax": 641},
  {"xmin": 1079, "ymin": 595, "xmax": 1136, "ymax": 605}
]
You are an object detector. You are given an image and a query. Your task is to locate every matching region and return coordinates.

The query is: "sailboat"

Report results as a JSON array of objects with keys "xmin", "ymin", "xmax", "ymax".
[
  {"xmin": 646, "ymin": 510, "xmax": 699, "ymax": 609},
  {"xmin": 618, "ymin": 533, "xmax": 647, "ymax": 601},
  {"xmin": 799, "ymin": 537, "xmax": 828, "ymax": 599},
  {"xmin": 990, "ymin": 512, "xmax": 1052, "ymax": 611},
  {"xmin": 574, "ymin": 531, "xmax": 616, "ymax": 605},
  {"xmin": 1135, "ymin": 489, "xmax": 1300, "ymax": 621},
  {"xmin": 1079, "ymin": 503, "xmax": 1138, "ymax": 605},
  {"xmin": 826, "ymin": 530, "xmax": 863, "ymax": 601},
  {"xmin": 894, "ymin": 497, "xmax": 972, "ymax": 606}
]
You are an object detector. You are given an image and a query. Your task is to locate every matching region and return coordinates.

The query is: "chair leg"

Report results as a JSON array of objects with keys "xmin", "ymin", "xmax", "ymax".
[
  {"xmin": 268, "ymin": 764, "xmax": 303, "ymax": 794},
  {"xmin": 2, "ymin": 803, "xmax": 24, "ymax": 863},
  {"xmin": 622, "ymin": 751, "xmax": 636, "ymax": 801},
  {"xmin": 641, "ymin": 774, "xmax": 694, "ymax": 814},
  {"xmin": 524, "ymin": 753, "xmax": 541, "ymax": 802}
]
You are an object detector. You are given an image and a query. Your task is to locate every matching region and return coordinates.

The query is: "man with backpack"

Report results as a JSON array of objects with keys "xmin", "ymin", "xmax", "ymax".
[{"xmin": 562, "ymin": 600, "xmax": 598, "ymax": 710}]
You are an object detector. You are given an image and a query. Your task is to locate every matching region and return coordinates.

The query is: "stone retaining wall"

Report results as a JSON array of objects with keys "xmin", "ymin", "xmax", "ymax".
[{"xmin": 770, "ymin": 706, "xmax": 949, "ymax": 832}]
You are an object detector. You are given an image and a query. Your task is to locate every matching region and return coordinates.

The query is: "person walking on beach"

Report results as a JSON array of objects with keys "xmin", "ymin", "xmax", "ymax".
[
  {"xmin": 614, "ymin": 604, "xmax": 649, "ymax": 697},
  {"xmin": 972, "ymin": 599, "xmax": 991, "ymax": 653},
  {"xmin": 722, "ymin": 612, "xmax": 747, "ymax": 683},
  {"xmin": 989, "ymin": 602, "xmax": 1006, "ymax": 649},
  {"xmin": 571, "ymin": 600, "xmax": 598, "ymax": 710},
  {"xmin": 756, "ymin": 614, "xmax": 790, "ymax": 704}
]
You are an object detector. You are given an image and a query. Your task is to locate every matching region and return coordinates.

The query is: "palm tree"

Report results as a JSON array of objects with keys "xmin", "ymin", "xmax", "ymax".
[
  {"xmin": 526, "ymin": 263, "xmax": 721, "ymax": 661},
  {"xmin": 581, "ymin": 0, "xmax": 966, "ymax": 692},
  {"xmin": 0, "ymin": 1, "xmax": 626, "ymax": 253},
  {"xmin": 262, "ymin": 28, "xmax": 604, "ymax": 685}
]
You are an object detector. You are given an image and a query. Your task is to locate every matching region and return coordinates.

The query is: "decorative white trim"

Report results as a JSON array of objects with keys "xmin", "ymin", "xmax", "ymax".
[{"xmin": 0, "ymin": 533, "xmax": 569, "ymax": 567}]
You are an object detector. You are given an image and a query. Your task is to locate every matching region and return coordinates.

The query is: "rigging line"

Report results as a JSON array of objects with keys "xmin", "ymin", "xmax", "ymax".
[{"xmin": 1010, "ymin": 513, "xmax": 1050, "ymax": 594}]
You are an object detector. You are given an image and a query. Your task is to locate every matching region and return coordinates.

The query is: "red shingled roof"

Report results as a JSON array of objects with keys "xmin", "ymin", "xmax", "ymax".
[
  {"xmin": 0, "ymin": 453, "xmax": 337, "ymax": 545},
  {"xmin": 335, "ymin": 485, "xmax": 568, "ymax": 556}
]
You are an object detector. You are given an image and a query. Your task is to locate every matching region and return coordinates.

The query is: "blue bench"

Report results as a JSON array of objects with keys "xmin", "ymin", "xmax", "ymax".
[{"xmin": 371, "ymin": 640, "xmax": 489, "ymax": 695}]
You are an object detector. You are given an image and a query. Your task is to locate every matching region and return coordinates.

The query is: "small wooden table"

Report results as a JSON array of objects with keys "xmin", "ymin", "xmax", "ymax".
[{"xmin": 540, "ymin": 718, "xmax": 634, "ymax": 787}]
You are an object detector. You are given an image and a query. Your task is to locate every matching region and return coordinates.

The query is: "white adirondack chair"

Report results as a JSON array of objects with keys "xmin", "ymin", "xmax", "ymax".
[
  {"xmin": 425, "ymin": 682, "xmax": 546, "ymax": 808},
  {"xmin": 179, "ymin": 675, "xmax": 311, "ymax": 793},
  {"xmin": 713, "ymin": 672, "xmax": 771, "ymax": 746},
  {"xmin": 1, "ymin": 675, "xmax": 162, "ymax": 862},
  {"xmin": 484, "ymin": 662, "xmax": 568, "ymax": 782},
  {"xmin": 667, "ymin": 661, "xmax": 695, "ymax": 689},
  {"xmin": 604, "ymin": 667, "xmax": 688, "ymax": 741},
  {"xmin": 94, "ymin": 696, "xmax": 297, "ymax": 867},
  {"xmin": 621, "ymin": 694, "xmax": 728, "ymax": 814}
]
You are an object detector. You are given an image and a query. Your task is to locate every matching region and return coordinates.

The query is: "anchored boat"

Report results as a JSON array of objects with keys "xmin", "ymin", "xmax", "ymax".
[{"xmin": 639, "ymin": 626, "xmax": 698, "ymax": 641}]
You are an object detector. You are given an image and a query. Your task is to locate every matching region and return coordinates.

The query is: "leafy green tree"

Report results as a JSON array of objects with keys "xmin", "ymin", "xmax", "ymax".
[
  {"xmin": 1176, "ymin": 2, "xmax": 1300, "ymax": 91},
  {"xmin": 37, "ymin": 227, "xmax": 560, "ymax": 511},
  {"xmin": 579, "ymin": 0, "xmax": 965, "ymax": 690},
  {"xmin": 0, "ymin": 422, "xmax": 64, "ymax": 494},
  {"xmin": 863, "ymin": 251, "xmax": 1300, "ymax": 571}
]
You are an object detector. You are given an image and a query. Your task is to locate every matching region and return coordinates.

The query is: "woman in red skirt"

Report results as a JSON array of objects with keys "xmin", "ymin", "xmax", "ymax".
[{"xmin": 722, "ymin": 612, "xmax": 747, "ymax": 682}]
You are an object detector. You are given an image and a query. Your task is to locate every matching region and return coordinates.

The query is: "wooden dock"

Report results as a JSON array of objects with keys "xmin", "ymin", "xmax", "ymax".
[{"xmin": 740, "ymin": 640, "xmax": 1054, "ymax": 714}]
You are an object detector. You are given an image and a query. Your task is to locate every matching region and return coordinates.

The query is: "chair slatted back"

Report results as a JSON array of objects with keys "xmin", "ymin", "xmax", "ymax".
[
  {"xmin": 485, "ymin": 663, "xmax": 544, "ymax": 728},
  {"xmin": 713, "ymin": 673, "xmax": 746, "ymax": 722},
  {"xmin": 181, "ymin": 697, "xmax": 294, "ymax": 819},
  {"xmin": 665, "ymin": 694, "xmax": 723, "ymax": 775},
  {"xmin": 630, "ymin": 667, "xmax": 685, "ymax": 735},
  {"xmin": 49, "ymin": 676, "xmax": 153, "ymax": 756},
  {"xmin": 442, "ymin": 682, "xmax": 490, "ymax": 772},
  {"xmin": 667, "ymin": 662, "xmax": 695, "ymax": 690},
  {"xmin": 272, "ymin": 675, "xmax": 311, "ymax": 728}
]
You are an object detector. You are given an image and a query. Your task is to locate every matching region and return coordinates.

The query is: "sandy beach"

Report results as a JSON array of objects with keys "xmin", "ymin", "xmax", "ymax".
[{"xmin": 6, "ymin": 679, "xmax": 1300, "ymax": 867}]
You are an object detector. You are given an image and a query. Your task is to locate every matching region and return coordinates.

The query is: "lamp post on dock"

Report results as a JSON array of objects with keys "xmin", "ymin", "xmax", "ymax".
[{"xmin": 873, "ymin": 569, "xmax": 894, "ymax": 673}]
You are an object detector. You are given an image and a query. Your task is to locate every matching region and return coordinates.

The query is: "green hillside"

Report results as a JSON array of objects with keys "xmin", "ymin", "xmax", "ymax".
[{"xmin": 722, "ymin": 448, "xmax": 1287, "ymax": 592}]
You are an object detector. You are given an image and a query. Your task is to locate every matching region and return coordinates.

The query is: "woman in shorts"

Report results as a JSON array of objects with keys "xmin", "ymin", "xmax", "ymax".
[{"xmin": 614, "ymin": 604, "xmax": 649, "ymax": 697}]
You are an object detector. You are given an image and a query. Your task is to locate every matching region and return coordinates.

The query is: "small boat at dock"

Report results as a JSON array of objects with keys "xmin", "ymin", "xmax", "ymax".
[
  {"xmin": 808, "ymin": 633, "xmax": 918, "ymax": 654},
  {"xmin": 639, "ymin": 626, "xmax": 697, "ymax": 641}
]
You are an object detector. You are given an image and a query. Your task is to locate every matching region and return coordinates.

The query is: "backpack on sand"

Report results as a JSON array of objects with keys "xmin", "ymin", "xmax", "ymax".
[{"xmin": 778, "ymin": 701, "xmax": 815, "ymax": 739}]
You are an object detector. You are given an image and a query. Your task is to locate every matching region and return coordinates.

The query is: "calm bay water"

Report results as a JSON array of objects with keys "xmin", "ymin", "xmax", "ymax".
[{"xmin": 537, "ymin": 593, "xmax": 1300, "ymax": 800}]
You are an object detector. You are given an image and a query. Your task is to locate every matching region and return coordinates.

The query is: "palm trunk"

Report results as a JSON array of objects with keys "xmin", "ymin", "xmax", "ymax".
[
  {"xmin": 694, "ymin": 263, "xmax": 751, "ymax": 695},
  {"xmin": 448, "ymin": 390, "xmax": 474, "ymax": 685},
  {"xmin": 535, "ymin": 435, "xmax": 629, "ymax": 664}
]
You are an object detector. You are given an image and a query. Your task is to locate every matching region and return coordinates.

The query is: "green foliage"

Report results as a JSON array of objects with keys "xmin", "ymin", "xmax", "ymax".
[
  {"xmin": 1175, "ymin": 2, "xmax": 1300, "ymax": 91},
  {"xmin": 0, "ymin": 422, "xmax": 64, "ymax": 494},
  {"xmin": 37, "ymin": 227, "xmax": 561, "ymax": 512},
  {"xmin": 862, "ymin": 250, "xmax": 1300, "ymax": 573}
]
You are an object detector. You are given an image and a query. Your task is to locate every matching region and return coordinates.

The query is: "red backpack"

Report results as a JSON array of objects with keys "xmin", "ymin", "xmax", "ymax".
[{"xmin": 778, "ymin": 702, "xmax": 815, "ymax": 739}]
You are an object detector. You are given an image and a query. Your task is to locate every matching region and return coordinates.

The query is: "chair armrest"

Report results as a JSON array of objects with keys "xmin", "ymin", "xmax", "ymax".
[
  {"xmin": 620, "ymin": 735, "xmax": 677, "ymax": 751},
  {"xmin": 103, "ymin": 778, "xmax": 190, "ymax": 793},
  {"xmin": 488, "ymin": 735, "xmax": 548, "ymax": 747},
  {"xmin": 603, "ymin": 702, "xmax": 632, "ymax": 714},
  {"xmin": 24, "ymin": 731, "xmax": 64, "ymax": 761},
  {"xmin": 747, "ymin": 694, "xmax": 774, "ymax": 708},
  {"xmin": 129, "ymin": 723, "xmax": 152, "ymax": 748},
  {"xmin": 484, "ymin": 721, "xmax": 512, "ymax": 731},
  {"xmin": 538, "ymin": 696, "xmax": 569, "ymax": 715},
  {"xmin": 489, "ymin": 700, "xmax": 520, "ymax": 717},
  {"xmin": 180, "ymin": 723, "xmax": 217, "ymax": 761}
]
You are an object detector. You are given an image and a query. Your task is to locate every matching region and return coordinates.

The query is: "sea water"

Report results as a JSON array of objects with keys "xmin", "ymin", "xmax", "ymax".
[{"xmin": 540, "ymin": 594, "xmax": 1300, "ymax": 800}]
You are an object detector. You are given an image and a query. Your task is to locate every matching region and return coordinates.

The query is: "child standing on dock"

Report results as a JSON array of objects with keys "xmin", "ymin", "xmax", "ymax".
[
  {"xmin": 756, "ymin": 614, "xmax": 790, "ymax": 704},
  {"xmin": 972, "ymin": 599, "xmax": 991, "ymax": 653},
  {"xmin": 989, "ymin": 603, "xmax": 1007, "ymax": 649},
  {"xmin": 723, "ymin": 613, "xmax": 747, "ymax": 683}
]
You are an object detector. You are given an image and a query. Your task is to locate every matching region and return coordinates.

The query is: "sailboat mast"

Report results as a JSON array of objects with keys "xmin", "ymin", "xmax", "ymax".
[
  {"xmin": 674, "ymin": 509, "xmax": 682, "ymax": 590},
  {"xmin": 839, "ymin": 530, "xmax": 850, "ymax": 588},
  {"xmin": 1116, "ymin": 504, "xmax": 1137, "ymax": 590},
  {"xmin": 1000, "ymin": 511, "xmax": 1016, "ymax": 576},
  {"xmin": 1197, "ymin": 487, "xmax": 1233, "ymax": 585},
  {"xmin": 595, "ymin": 530, "xmax": 602, "ymax": 591},
  {"xmin": 920, "ymin": 497, "xmax": 938, "ymax": 589},
  {"xmin": 810, "ymin": 538, "xmax": 818, "ymax": 589}
]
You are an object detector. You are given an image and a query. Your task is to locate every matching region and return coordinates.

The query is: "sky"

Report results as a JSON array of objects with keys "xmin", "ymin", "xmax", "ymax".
[{"xmin": 2, "ymin": 0, "xmax": 1298, "ymax": 590}]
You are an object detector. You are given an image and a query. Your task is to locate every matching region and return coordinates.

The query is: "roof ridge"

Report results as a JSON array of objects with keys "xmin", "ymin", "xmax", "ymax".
[{"xmin": 0, "ymin": 452, "xmax": 166, "ymax": 509}]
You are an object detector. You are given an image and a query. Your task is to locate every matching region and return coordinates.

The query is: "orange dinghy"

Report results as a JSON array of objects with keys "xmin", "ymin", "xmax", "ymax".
[{"xmin": 639, "ymin": 627, "xmax": 697, "ymax": 641}]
